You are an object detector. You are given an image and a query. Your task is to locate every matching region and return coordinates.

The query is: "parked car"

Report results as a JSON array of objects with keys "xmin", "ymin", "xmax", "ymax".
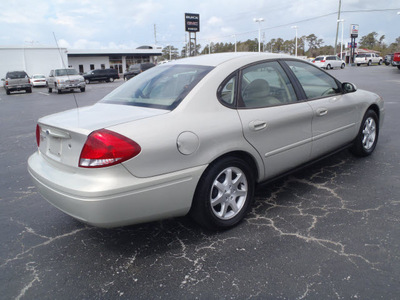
[
  {"xmin": 384, "ymin": 54, "xmax": 393, "ymax": 66},
  {"xmin": 28, "ymin": 52, "xmax": 384, "ymax": 230},
  {"xmin": 1, "ymin": 71, "xmax": 32, "ymax": 95},
  {"xmin": 31, "ymin": 74, "xmax": 47, "ymax": 87},
  {"xmin": 391, "ymin": 52, "xmax": 400, "ymax": 69},
  {"xmin": 312, "ymin": 55, "xmax": 346, "ymax": 69},
  {"xmin": 83, "ymin": 68, "xmax": 119, "ymax": 84},
  {"xmin": 124, "ymin": 63, "xmax": 155, "ymax": 80},
  {"xmin": 354, "ymin": 53, "xmax": 383, "ymax": 66},
  {"xmin": 47, "ymin": 68, "xmax": 85, "ymax": 94}
]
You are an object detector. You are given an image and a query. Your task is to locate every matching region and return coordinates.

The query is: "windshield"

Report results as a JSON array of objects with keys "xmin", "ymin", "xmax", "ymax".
[
  {"xmin": 101, "ymin": 64, "xmax": 213, "ymax": 110},
  {"xmin": 55, "ymin": 69, "xmax": 79, "ymax": 76}
]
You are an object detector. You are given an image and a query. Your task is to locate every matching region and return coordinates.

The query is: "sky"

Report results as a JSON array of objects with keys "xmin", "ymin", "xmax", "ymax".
[{"xmin": 0, "ymin": 0, "xmax": 399, "ymax": 52}]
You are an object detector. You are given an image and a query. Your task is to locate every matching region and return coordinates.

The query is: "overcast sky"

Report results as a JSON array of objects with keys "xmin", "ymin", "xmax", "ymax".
[{"xmin": 0, "ymin": 0, "xmax": 399, "ymax": 51}]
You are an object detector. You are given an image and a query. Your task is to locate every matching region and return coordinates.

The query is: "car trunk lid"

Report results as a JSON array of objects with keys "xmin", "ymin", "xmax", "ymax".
[{"xmin": 37, "ymin": 103, "xmax": 168, "ymax": 167}]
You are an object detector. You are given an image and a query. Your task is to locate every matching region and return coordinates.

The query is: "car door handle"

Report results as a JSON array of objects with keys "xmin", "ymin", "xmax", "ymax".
[
  {"xmin": 316, "ymin": 108, "xmax": 328, "ymax": 116},
  {"xmin": 249, "ymin": 120, "xmax": 267, "ymax": 131}
]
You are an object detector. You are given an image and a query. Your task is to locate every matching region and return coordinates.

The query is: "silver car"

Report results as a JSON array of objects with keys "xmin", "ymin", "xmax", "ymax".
[{"xmin": 28, "ymin": 53, "xmax": 384, "ymax": 230}]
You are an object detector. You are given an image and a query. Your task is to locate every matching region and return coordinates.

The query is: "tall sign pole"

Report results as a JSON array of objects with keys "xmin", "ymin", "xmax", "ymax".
[
  {"xmin": 350, "ymin": 24, "xmax": 359, "ymax": 64},
  {"xmin": 185, "ymin": 13, "xmax": 200, "ymax": 56}
]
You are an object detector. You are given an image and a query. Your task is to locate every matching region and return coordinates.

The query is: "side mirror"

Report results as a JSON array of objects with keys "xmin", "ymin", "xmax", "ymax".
[{"xmin": 342, "ymin": 82, "xmax": 357, "ymax": 93}]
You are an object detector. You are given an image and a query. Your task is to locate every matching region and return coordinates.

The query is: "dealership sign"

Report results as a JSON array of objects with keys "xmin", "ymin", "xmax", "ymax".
[
  {"xmin": 350, "ymin": 24, "xmax": 359, "ymax": 38},
  {"xmin": 185, "ymin": 13, "xmax": 200, "ymax": 32}
]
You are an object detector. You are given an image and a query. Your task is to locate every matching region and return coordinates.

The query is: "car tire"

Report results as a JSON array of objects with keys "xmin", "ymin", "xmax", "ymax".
[
  {"xmin": 357, "ymin": 64, "xmax": 360, "ymax": 66},
  {"xmin": 56, "ymin": 85, "xmax": 62, "ymax": 94},
  {"xmin": 27, "ymin": 87, "xmax": 32, "ymax": 93},
  {"xmin": 6, "ymin": 89, "xmax": 10, "ymax": 95},
  {"xmin": 367, "ymin": 60, "xmax": 372, "ymax": 66},
  {"xmin": 80, "ymin": 87, "xmax": 85, "ymax": 92},
  {"xmin": 109, "ymin": 77, "xmax": 114, "ymax": 82},
  {"xmin": 397, "ymin": 66, "xmax": 400, "ymax": 70},
  {"xmin": 190, "ymin": 156, "xmax": 255, "ymax": 230},
  {"xmin": 341, "ymin": 63, "xmax": 345, "ymax": 69},
  {"xmin": 326, "ymin": 64, "xmax": 331, "ymax": 69},
  {"xmin": 350, "ymin": 110, "xmax": 379, "ymax": 157},
  {"xmin": 378, "ymin": 60, "xmax": 382, "ymax": 65},
  {"xmin": 85, "ymin": 79, "xmax": 90, "ymax": 84}
]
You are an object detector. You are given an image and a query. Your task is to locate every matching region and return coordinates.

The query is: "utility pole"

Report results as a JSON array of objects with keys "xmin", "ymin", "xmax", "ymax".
[
  {"xmin": 334, "ymin": 0, "xmax": 341, "ymax": 55},
  {"xmin": 154, "ymin": 24, "xmax": 157, "ymax": 45}
]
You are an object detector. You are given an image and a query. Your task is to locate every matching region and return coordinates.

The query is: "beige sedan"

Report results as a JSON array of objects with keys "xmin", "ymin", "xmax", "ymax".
[{"xmin": 28, "ymin": 53, "xmax": 384, "ymax": 230}]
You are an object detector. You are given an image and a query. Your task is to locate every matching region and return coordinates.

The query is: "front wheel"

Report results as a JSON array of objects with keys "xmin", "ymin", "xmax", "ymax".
[
  {"xmin": 341, "ymin": 63, "xmax": 345, "ymax": 69},
  {"xmin": 367, "ymin": 60, "xmax": 372, "ymax": 66},
  {"xmin": 350, "ymin": 110, "xmax": 379, "ymax": 157},
  {"xmin": 85, "ymin": 79, "xmax": 90, "ymax": 84},
  {"xmin": 190, "ymin": 156, "xmax": 255, "ymax": 230},
  {"xmin": 378, "ymin": 60, "xmax": 382, "ymax": 65},
  {"xmin": 109, "ymin": 77, "xmax": 114, "ymax": 82},
  {"xmin": 80, "ymin": 87, "xmax": 85, "ymax": 92},
  {"xmin": 326, "ymin": 64, "xmax": 331, "ymax": 69}
]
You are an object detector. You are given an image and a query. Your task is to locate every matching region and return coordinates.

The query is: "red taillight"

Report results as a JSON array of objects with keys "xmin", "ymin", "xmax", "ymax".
[
  {"xmin": 5, "ymin": 80, "xmax": 8, "ymax": 86},
  {"xmin": 36, "ymin": 124, "xmax": 41, "ymax": 147},
  {"xmin": 79, "ymin": 129, "xmax": 141, "ymax": 168},
  {"xmin": 321, "ymin": 60, "xmax": 326, "ymax": 62}
]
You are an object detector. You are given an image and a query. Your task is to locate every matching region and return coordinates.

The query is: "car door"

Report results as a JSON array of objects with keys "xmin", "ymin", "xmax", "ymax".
[
  {"xmin": 284, "ymin": 60, "xmax": 358, "ymax": 159},
  {"xmin": 233, "ymin": 61, "xmax": 313, "ymax": 180}
]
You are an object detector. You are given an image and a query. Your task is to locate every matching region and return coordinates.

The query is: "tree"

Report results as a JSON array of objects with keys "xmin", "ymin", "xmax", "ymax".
[
  {"xmin": 359, "ymin": 32, "xmax": 378, "ymax": 49},
  {"xmin": 161, "ymin": 45, "xmax": 179, "ymax": 61},
  {"xmin": 306, "ymin": 34, "xmax": 324, "ymax": 57}
]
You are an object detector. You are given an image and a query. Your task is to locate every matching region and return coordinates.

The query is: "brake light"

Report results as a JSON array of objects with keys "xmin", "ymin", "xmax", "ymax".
[
  {"xmin": 5, "ymin": 80, "xmax": 8, "ymax": 86},
  {"xmin": 321, "ymin": 60, "xmax": 326, "ymax": 62},
  {"xmin": 79, "ymin": 129, "xmax": 141, "ymax": 168},
  {"xmin": 36, "ymin": 124, "xmax": 41, "ymax": 147}
]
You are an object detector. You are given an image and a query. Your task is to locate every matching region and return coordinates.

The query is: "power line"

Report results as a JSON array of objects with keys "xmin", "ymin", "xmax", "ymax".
[{"xmin": 159, "ymin": 8, "xmax": 400, "ymax": 46}]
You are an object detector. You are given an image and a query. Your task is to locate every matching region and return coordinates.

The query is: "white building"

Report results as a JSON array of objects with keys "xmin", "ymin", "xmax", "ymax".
[
  {"xmin": 0, "ymin": 46, "xmax": 68, "ymax": 78},
  {"xmin": 68, "ymin": 46, "xmax": 163, "ymax": 74},
  {"xmin": 0, "ymin": 45, "xmax": 163, "ymax": 78}
]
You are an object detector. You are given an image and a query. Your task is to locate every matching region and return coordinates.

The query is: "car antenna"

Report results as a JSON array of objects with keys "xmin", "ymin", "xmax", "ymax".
[{"xmin": 52, "ymin": 32, "xmax": 79, "ymax": 109}]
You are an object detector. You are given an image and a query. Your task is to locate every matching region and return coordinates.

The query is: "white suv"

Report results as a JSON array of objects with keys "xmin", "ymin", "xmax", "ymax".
[
  {"xmin": 47, "ymin": 68, "xmax": 86, "ymax": 94},
  {"xmin": 354, "ymin": 53, "xmax": 383, "ymax": 66},
  {"xmin": 312, "ymin": 55, "xmax": 346, "ymax": 69}
]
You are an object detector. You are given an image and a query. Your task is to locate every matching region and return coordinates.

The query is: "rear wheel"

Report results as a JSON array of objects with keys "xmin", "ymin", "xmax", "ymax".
[
  {"xmin": 26, "ymin": 87, "xmax": 32, "ymax": 93},
  {"xmin": 341, "ymin": 63, "xmax": 345, "ymax": 69},
  {"xmin": 109, "ymin": 77, "xmax": 114, "ymax": 82},
  {"xmin": 6, "ymin": 89, "xmax": 10, "ymax": 95},
  {"xmin": 190, "ymin": 156, "xmax": 255, "ymax": 230},
  {"xmin": 351, "ymin": 110, "xmax": 379, "ymax": 157},
  {"xmin": 85, "ymin": 79, "xmax": 90, "ymax": 84},
  {"xmin": 326, "ymin": 64, "xmax": 331, "ymax": 69}
]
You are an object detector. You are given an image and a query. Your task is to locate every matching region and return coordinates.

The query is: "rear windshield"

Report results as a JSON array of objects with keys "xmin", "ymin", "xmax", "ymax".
[
  {"xmin": 7, "ymin": 71, "xmax": 27, "ymax": 79},
  {"xmin": 101, "ymin": 64, "xmax": 213, "ymax": 110},
  {"xmin": 314, "ymin": 57, "xmax": 324, "ymax": 61},
  {"xmin": 55, "ymin": 69, "xmax": 78, "ymax": 76},
  {"xmin": 356, "ymin": 54, "xmax": 366, "ymax": 58}
]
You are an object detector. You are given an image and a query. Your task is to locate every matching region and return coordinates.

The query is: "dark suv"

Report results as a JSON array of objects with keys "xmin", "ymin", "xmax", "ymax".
[
  {"xmin": 2, "ymin": 71, "xmax": 32, "ymax": 95},
  {"xmin": 83, "ymin": 68, "xmax": 119, "ymax": 84},
  {"xmin": 124, "ymin": 63, "xmax": 155, "ymax": 81}
]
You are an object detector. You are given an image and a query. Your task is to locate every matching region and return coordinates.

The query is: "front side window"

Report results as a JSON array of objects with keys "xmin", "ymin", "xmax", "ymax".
[
  {"xmin": 285, "ymin": 60, "xmax": 340, "ymax": 99},
  {"xmin": 239, "ymin": 61, "xmax": 297, "ymax": 108},
  {"xmin": 101, "ymin": 64, "xmax": 213, "ymax": 110}
]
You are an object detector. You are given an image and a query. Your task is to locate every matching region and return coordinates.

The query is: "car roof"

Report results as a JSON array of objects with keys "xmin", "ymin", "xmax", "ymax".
[{"xmin": 172, "ymin": 52, "xmax": 291, "ymax": 67}]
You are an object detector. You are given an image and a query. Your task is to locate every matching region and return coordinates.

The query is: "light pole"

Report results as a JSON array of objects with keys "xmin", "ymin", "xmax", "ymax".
[
  {"xmin": 253, "ymin": 18, "xmax": 264, "ymax": 52},
  {"xmin": 337, "ymin": 19, "xmax": 345, "ymax": 60},
  {"xmin": 291, "ymin": 26, "xmax": 298, "ymax": 56},
  {"xmin": 232, "ymin": 34, "xmax": 237, "ymax": 52},
  {"xmin": 271, "ymin": 42, "xmax": 275, "ymax": 53}
]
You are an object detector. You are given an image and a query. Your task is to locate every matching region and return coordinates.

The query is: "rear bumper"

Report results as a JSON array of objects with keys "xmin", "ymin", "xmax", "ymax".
[
  {"xmin": 28, "ymin": 151, "xmax": 206, "ymax": 227},
  {"xmin": 7, "ymin": 84, "xmax": 31, "ymax": 91}
]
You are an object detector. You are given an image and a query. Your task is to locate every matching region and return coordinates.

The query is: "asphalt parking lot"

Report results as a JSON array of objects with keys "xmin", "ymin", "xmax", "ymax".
[{"xmin": 1, "ymin": 65, "xmax": 399, "ymax": 299}]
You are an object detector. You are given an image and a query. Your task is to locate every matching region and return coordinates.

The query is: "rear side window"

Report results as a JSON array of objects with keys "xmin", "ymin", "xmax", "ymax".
[
  {"xmin": 239, "ymin": 61, "xmax": 297, "ymax": 108},
  {"xmin": 285, "ymin": 60, "xmax": 340, "ymax": 99}
]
